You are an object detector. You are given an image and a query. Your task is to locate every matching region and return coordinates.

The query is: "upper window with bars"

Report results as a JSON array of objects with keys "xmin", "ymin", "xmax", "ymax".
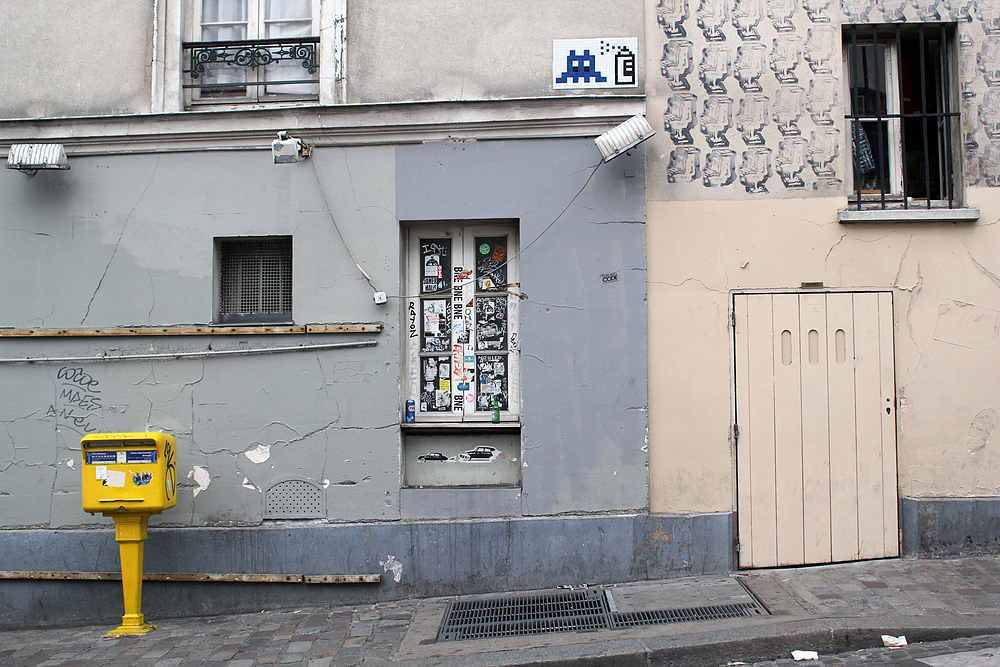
[
  {"xmin": 216, "ymin": 236, "xmax": 293, "ymax": 325},
  {"xmin": 184, "ymin": 0, "xmax": 319, "ymax": 104},
  {"xmin": 844, "ymin": 24, "xmax": 961, "ymax": 211}
]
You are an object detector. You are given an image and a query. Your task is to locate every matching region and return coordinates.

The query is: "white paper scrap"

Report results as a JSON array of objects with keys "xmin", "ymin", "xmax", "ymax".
[
  {"xmin": 104, "ymin": 469, "xmax": 127, "ymax": 488},
  {"xmin": 791, "ymin": 650, "xmax": 819, "ymax": 661},
  {"xmin": 882, "ymin": 635, "xmax": 907, "ymax": 647},
  {"xmin": 95, "ymin": 465, "xmax": 108, "ymax": 480}
]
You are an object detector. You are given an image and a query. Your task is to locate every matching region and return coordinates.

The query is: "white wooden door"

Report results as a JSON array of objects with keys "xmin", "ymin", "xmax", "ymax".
[{"xmin": 734, "ymin": 292, "xmax": 898, "ymax": 568}]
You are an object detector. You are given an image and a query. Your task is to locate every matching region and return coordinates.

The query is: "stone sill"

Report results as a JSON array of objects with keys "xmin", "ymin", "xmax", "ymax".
[{"xmin": 839, "ymin": 207, "xmax": 980, "ymax": 224}]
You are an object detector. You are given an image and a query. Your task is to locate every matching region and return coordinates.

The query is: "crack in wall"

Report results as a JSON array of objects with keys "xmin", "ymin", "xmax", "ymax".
[
  {"xmin": 82, "ymin": 155, "xmax": 161, "ymax": 325},
  {"xmin": 529, "ymin": 300, "xmax": 585, "ymax": 311}
]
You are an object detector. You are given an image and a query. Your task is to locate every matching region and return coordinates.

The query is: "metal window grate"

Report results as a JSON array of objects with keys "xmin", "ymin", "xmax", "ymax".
[
  {"xmin": 436, "ymin": 588, "xmax": 768, "ymax": 641},
  {"xmin": 264, "ymin": 479, "xmax": 323, "ymax": 518},
  {"xmin": 219, "ymin": 237, "xmax": 292, "ymax": 323},
  {"xmin": 844, "ymin": 24, "xmax": 959, "ymax": 211}
]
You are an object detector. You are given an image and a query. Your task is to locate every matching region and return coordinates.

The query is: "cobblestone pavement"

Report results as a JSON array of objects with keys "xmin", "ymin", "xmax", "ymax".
[
  {"xmin": 0, "ymin": 600, "xmax": 418, "ymax": 667},
  {"xmin": 5, "ymin": 556, "xmax": 1000, "ymax": 666}
]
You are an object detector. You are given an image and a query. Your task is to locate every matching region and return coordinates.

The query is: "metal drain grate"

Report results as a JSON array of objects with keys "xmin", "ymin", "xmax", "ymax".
[
  {"xmin": 437, "ymin": 588, "xmax": 767, "ymax": 641},
  {"xmin": 437, "ymin": 589, "xmax": 609, "ymax": 641},
  {"xmin": 609, "ymin": 601, "xmax": 765, "ymax": 628}
]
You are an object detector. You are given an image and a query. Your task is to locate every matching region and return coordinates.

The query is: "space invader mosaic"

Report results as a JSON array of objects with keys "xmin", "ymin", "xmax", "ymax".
[
  {"xmin": 650, "ymin": 0, "xmax": 1000, "ymax": 199},
  {"xmin": 553, "ymin": 38, "xmax": 640, "ymax": 89}
]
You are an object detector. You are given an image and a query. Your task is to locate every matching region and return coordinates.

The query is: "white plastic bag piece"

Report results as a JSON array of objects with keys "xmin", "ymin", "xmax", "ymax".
[
  {"xmin": 882, "ymin": 634, "xmax": 907, "ymax": 647},
  {"xmin": 791, "ymin": 650, "xmax": 819, "ymax": 661}
]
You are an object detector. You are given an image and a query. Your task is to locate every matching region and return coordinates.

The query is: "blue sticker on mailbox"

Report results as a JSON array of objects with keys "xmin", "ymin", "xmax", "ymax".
[
  {"xmin": 126, "ymin": 450, "xmax": 157, "ymax": 464},
  {"xmin": 133, "ymin": 472, "xmax": 153, "ymax": 486},
  {"xmin": 86, "ymin": 451, "xmax": 118, "ymax": 464}
]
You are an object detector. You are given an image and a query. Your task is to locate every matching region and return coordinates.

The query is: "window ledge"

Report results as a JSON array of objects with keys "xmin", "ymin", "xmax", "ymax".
[
  {"xmin": 401, "ymin": 422, "xmax": 520, "ymax": 430},
  {"xmin": 839, "ymin": 208, "xmax": 980, "ymax": 224}
]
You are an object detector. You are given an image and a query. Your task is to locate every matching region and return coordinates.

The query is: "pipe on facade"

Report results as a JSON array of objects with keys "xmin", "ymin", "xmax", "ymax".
[{"xmin": 0, "ymin": 339, "xmax": 378, "ymax": 365}]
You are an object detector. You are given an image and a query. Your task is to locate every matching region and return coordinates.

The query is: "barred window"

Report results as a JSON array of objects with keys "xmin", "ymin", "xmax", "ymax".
[
  {"xmin": 217, "ymin": 236, "xmax": 292, "ymax": 324},
  {"xmin": 844, "ymin": 24, "xmax": 960, "ymax": 211}
]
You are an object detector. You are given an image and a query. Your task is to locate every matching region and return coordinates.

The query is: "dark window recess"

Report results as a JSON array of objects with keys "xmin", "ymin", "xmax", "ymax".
[
  {"xmin": 219, "ymin": 237, "xmax": 292, "ymax": 324},
  {"xmin": 845, "ymin": 24, "xmax": 959, "ymax": 210}
]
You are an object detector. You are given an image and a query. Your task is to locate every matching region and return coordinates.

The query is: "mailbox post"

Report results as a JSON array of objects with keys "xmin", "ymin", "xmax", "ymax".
[{"xmin": 81, "ymin": 432, "xmax": 177, "ymax": 636}]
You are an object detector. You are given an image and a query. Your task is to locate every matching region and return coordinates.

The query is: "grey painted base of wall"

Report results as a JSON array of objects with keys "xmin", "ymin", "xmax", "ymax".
[
  {"xmin": 901, "ymin": 496, "xmax": 1000, "ymax": 558},
  {"xmin": 0, "ymin": 512, "xmax": 733, "ymax": 630}
]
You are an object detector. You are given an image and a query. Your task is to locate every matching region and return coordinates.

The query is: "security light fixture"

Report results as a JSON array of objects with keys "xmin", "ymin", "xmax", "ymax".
[
  {"xmin": 6, "ymin": 144, "xmax": 70, "ymax": 175},
  {"xmin": 595, "ymin": 115, "xmax": 655, "ymax": 162},
  {"xmin": 272, "ymin": 131, "xmax": 310, "ymax": 164}
]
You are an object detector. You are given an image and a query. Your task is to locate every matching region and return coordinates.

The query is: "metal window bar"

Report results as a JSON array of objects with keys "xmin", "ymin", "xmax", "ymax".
[
  {"xmin": 845, "ymin": 25, "xmax": 959, "ymax": 211},
  {"xmin": 182, "ymin": 36, "xmax": 319, "ymax": 90},
  {"xmin": 220, "ymin": 238, "xmax": 292, "ymax": 321}
]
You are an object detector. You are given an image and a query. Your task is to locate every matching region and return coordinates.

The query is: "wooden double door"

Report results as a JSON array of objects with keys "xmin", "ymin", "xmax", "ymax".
[{"xmin": 734, "ymin": 292, "xmax": 898, "ymax": 568}]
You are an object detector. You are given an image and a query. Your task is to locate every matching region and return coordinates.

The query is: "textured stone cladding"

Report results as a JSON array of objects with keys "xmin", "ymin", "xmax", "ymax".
[{"xmin": 648, "ymin": 0, "xmax": 1000, "ymax": 199}]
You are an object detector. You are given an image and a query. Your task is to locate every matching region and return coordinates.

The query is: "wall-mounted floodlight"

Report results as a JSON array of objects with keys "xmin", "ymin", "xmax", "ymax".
[
  {"xmin": 6, "ymin": 144, "xmax": 70, "ymax": 175},
  {"xmin": 272, "ymin": 131, "xmax": 310, "ymax": 164},
  {"xmin": 595, "ymin": 115, "xmax": 655, "ymax": 162}
]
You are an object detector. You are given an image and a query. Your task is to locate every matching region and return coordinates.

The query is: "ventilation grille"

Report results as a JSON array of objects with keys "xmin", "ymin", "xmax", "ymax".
[
  {"xmin": 610, "ymin": 602, "xmax": 764, "ymax": 628},
  {"xmin": 219, "ymin": 237, "xmax": 292, "ymax": 321},
  {"xmin": 264, "ymin": 479, "xmax": 324, "ymax": 519},
  {"xmin": 437, "ymin": 589, "xmax": 766, "ymax": 641}
]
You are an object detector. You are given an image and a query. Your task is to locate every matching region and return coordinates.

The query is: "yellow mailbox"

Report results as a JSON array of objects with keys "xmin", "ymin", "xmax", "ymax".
[
  {"xmin": 82, "ymin": 432, "xmax": 177, "ymax": 514},
  {"xmin": 81, "ymin": 432, "xmax": 177, "ymax": 637}
]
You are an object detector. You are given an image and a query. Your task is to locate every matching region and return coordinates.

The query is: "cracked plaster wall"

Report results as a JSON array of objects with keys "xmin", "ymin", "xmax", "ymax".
[
  {"xmin": 0, "ymin": 146, "xmax": 401, "ymax": 528},
  {"xmin": 647, "ymin": 190, "xmax": 1000, "ymax": 513}
]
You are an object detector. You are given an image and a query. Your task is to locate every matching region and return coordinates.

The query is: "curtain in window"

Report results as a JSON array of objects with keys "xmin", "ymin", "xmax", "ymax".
[
  {"xmin": 201, "ymin": 0, "xmax": 248, "ymax": 90},
  {"xmin": 264, "ymin": 0, "xmax": 314, "ymax": 94}
]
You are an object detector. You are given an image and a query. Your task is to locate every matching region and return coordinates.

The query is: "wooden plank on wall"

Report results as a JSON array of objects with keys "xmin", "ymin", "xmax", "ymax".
[
  {"xmin": 878, "ymin": 292, "xmax": 900, "ymax": 557},
  {"xmin": 799, "ymin": 292, "xmax": 832, "ymax": 564},
  {"xmin": 0, "ymin": 323, "xmax": 383, "ymax": 337},
  {"xmin": 827, "ymin": 293, "xmax": 860, "ymax": 563},
  {"xmin": 771, "ymin": 294, "xmax": 804, "ymax": 567},
  {"xmin": 734, "ymin": 295, "xmax": 754, "ymax": 568},
  {"xmin": 746, "ymin": 294, "xmax": 779, "ymax": 568}
]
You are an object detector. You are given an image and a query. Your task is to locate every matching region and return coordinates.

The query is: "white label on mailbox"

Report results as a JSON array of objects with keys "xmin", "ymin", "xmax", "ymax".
[
  {"xmin": 95, "ymin": 465, "xmax": 108, "ymax": 480},
  {"xmin": 116, "ymin": 451, "xmax": 126, "ymax": 464},
  {"xmin": 104, "ymin": 470, "xmax": 126, "ymax": 487}
]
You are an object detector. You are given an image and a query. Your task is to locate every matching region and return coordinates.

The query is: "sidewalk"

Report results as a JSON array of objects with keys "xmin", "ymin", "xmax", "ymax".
[{"xmin": 5, "ymin": 555, "xmax": 1000, "ymax": 666}]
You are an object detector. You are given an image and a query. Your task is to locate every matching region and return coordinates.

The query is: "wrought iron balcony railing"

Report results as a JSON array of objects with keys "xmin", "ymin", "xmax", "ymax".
[{"xmin": 182, "ymin": 36, "xmax": 319, "ymax": 96}]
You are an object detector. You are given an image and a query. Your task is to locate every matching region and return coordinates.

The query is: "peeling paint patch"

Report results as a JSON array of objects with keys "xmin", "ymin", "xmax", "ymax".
[
  {"xmin": 379, "ymin": 554, "xmax": 403, "ymax": 583},
  {"xmin": 933, "ymin": 300, "xmax": 1000, "ymax": 350},
  {"xmin": 968, "ymin": 409, "xmax": 999, "ymax": 454},
  {"xmin": 322, "ymin": 479, "xmax": 330, "ymax": 489},
  {"xmin": 242, "ymin": 477, "xmax": 259, "ymax": 491},
  {"xmin": 188, "ymin": 466, "xmax": 211, "ymax": 497},
  {"xmin": 652, "ymin": 522, "xmax": 674, "ymax": 544},
  {"xmin": 244, "ymin": 443, "xmax": 271, "ymax": 464},
  {"xmin": 66, "ymin": 459, "xmax": 75, "ymax": 469}
]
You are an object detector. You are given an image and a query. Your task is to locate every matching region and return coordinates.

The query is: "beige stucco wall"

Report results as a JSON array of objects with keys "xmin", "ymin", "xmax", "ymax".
[
  {"xmin": 0, "ymin": 2, "xmax": 154, "ymax": 119},
  {"xmin": 648, "ymin": 190, "xmax": 1000, "ymax": 513},
  {"xmin": 347, "ymin": 0, "xmax": 644, "ymax": 104}
]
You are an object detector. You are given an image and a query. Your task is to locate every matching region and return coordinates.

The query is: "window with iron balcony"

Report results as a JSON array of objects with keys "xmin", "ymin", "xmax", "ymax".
[
  {"xmin": 183, "ymin": 0, "xmax": 319, "ymax": 105},
  {"xmin": 840, "ymin": 23, "xmax": 978, "ymax": 223}
]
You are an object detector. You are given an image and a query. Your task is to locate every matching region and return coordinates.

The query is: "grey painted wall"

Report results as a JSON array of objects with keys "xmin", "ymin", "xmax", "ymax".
[
  {"xmin": 0, "ymin": 2, "xmax": 154, "ymax": 119},
  {"xmin": 0, "ymin": 146, "xmax": 402, "ymax": 528},
  {"xmin": 395, "ymin": 138, "xmax": 649, "ymax": 515},
  {"xmin": 0, "ymin": 136, "xmax": 650, "ymax": 627}
]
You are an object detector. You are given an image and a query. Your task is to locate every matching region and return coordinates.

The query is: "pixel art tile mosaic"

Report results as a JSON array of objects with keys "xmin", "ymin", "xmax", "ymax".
[{"xmin": 553, "ymin": 38, "xmax": 639, "ymax": 89}]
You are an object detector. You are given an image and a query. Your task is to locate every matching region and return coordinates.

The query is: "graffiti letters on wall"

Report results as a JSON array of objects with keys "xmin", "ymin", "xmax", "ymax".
[{"xmin": 46, "ymin": 367, "xmax": 102, "ymax": 435}]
